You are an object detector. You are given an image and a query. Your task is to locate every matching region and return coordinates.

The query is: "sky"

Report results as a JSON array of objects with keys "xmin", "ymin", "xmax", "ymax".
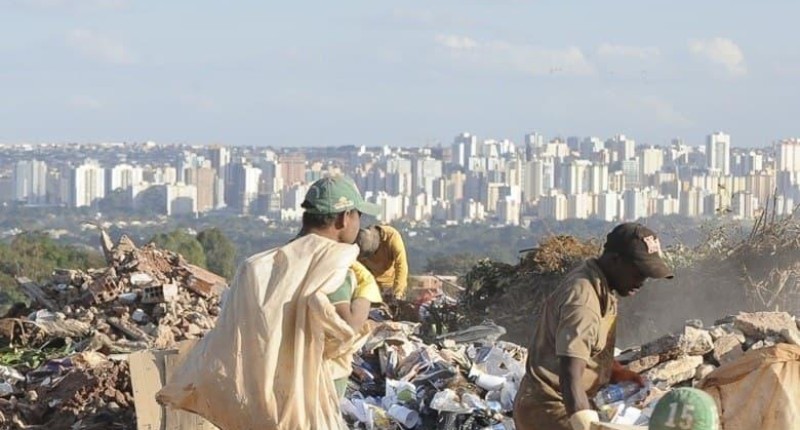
[{"xmin": 1, "ymin": 0, "xmax": 799, "ymax": 148}]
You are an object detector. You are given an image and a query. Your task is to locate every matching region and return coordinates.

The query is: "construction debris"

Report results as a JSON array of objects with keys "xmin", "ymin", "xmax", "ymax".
[
  {"xmin": 0, "ymin": 232, "xmax": 227, "ymax": 429},
  {"xmin": 2, "ymin": 223, "xmax": 800, "ymax": 429}
]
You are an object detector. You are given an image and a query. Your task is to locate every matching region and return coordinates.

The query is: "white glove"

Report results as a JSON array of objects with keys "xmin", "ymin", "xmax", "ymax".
[{"xmin": 569, "ymin": 409, "xmax": 600, "ymax": 430}]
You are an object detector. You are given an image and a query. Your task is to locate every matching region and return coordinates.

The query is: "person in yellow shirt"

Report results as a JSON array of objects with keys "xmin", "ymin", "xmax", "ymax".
[
  {"xmin": 356, "ymin": 224, "xmax": 409, "ymax": 300},
  {"xmin": 328, "ymin": 261, "xmax": 382, "ymax": 397}
]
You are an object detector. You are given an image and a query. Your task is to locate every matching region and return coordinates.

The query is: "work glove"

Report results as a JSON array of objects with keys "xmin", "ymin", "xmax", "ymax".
[{"xmin": 569, "ymin": 409, "xmax": 600, "ymax": 430}]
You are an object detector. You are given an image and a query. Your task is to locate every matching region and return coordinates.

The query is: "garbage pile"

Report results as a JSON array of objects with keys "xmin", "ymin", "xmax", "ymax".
[
  {"xmin": 342, "ymin": 320, "xmax": 524, "ymax": 429},
  {"xmin": 0, "ymin": 232, "xmax": 227, "ymax": 429}
]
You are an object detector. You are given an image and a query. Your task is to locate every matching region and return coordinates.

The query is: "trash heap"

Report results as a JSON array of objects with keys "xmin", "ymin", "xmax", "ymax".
[
  {"xmin": 603, "ymin": 311, "xmax": 800, "ymax": 425},
  {"xmin": 0, "ymin": 232, "xmax": 227, "ymax": 429},
  {"xmin": 342, "ymin": 320, "xmax": 524, "ymax": 429}
]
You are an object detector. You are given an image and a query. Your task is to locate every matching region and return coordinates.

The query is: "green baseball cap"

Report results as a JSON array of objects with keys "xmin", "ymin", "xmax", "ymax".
[
  {"xmin": 649, "ymin": 388, "xmax": 719, "ymax": 430},
  {"xmin": 301, "ymin": 175, "xmax": 381, "ymax": 216}
]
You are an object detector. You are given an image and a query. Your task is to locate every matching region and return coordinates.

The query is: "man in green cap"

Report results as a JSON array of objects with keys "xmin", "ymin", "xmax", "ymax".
[
  {"xmin": 514, "ymin": 223, "xmax": 674, "ymax": 430},
  {"xmin": 297, "ymin": 175, "xmax": 384, "ymax": 397},
  {"xmin": 649, "ymin": 388, "xmax": 720, "ymax": 430},
  {"xmin": 157, "ymin": 174, "xmax": 383, "ymax": 430}
]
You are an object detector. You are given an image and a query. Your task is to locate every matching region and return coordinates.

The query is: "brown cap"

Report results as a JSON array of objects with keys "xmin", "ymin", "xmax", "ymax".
[{"xmin": 604, "ymin": 223, "xmax": 674, "ymax": 279}]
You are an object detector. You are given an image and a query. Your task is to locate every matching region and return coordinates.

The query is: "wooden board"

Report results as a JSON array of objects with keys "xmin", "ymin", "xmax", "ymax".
[
  {"xmin": 129, "ymin": 341, "xmax": 218, "ymax": 430},
  {"xmin": 591, "ymin": 423, "xmax": 647, "ymax": 430}
]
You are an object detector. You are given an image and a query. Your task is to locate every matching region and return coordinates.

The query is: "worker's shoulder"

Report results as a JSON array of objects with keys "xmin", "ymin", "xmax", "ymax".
[
  {"xmin": 377, "ymin": 224, "xmax": 401, "ymax": 237},
  {"xmin": 554, "ymin": 261, "xmax": 602, "ymax": 304}
]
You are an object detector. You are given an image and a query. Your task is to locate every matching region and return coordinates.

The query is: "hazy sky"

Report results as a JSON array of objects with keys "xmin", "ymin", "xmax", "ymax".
[{"xmin": 2, "ymin": 1, "xmax": 799, "ymax": 148}]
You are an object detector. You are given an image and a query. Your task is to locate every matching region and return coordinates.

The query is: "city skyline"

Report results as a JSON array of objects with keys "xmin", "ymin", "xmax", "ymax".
[
  {"xmin": 4, "ymin": 131, "xmax": 800, "ymax": 226},
  {"xmin": 2, "ymin": 1, "xmax": 800, "ymax": 147}
]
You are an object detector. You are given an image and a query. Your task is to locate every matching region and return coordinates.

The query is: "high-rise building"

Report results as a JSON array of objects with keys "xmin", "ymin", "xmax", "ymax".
[
  {"xmin": 706, "ymin": 132, "xmax": 731, "ymax": 175},
  {"xmin": 13, "ymin": 160, "xmax": 48, "ymax": 204},
  {"xmin": 497, "ymin": 196, "xmax": 521, "ymax": 225},
  {"xmin": 279, "ymin": 153, "xmax": 306, "ymax": 188},
  {"xmin": 451, "ymin": 132, "xmax": 478, "ymax": 167},
  {"xmin": 228, "ymin": 162, "xmax": 262, "ymax": 213},
  {"xmin": 538, "ymin": 191, "xmax": 568, "ymax": 220},
  {"xmin": 579, "ymin": 137, "xmax": 604, "ymax": 159},
  {"xmin": 165, "ymin": 183, "xmax": 198, "ymax": 216},
  {"xmin": 607, "ymin": 135, "xmax": 635, "ymax": 162},
  {"xmin": 623, "ymin": 189, "xmax": 647, "ymax": 221},
  {"xmin": 640, "ymin": 147, "xmax": 664, "ymax": 177},
  {"xmin": 596, "ymin": 192, "xmax": 621, "ymax": 222},
  {"xmin": 777, "ymin": 139, "xmax": 800, "ymax": 172},
  {"xmin": 621, "ymin": 159, "xmax": 641, "ymax": 189},
  {"xmin": 731, "ymin": 191, "xmax": 758, "ymax": 219},
  {"xmin": 209, "ymin": 145, "xmax": 231, "ymax": 205},
  {"xmin": 412, "ymin": 157, "xmax": 443, "ymax": 196},
  {"xmin": 107, "ymin": 164, "xmax": 143, "ymax": 192},
  {"xmin": 185, "ymin": 166, "xmax": 217, "ymax": 212},
  {"xmin": 567, "ymin": 193, "xmax": 592, "ymax": 219},
  {"xmin": 587, "ymin": 163, "xmax": 609, "ymax": 194},
  {"xmin": 524, "ymin": 132, "xmax": 545, "ymax": 160},
  {"xmin": 563, "ymin": 160, "xmax": 591, "ymax": 195},
  {"xmin": 70, "ymin": 160, "xmax": 105, "ymax": 208}
]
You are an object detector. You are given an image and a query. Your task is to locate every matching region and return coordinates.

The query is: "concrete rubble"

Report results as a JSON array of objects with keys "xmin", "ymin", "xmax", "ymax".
[
  {"xmin": 604, "ymin": 311, "xmax": 800, "ymax": 425},
  {"xmin": 0, "ymin": 232, "xmax": 227, "ymax": 429}
]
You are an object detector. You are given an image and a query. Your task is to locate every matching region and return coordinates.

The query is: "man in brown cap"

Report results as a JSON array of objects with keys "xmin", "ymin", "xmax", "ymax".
[{"xmin": 514, "ymin": 222, "xmax": 674, "ymax": 430}]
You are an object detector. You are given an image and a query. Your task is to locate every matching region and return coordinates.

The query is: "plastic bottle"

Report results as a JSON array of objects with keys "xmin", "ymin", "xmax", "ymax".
[{"xmin": 593, "ymin": 382, "xmax": 641, "ymax": 407}]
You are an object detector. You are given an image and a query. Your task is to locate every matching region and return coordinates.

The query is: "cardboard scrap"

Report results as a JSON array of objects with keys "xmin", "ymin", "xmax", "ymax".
[{"xmin": 129, "ymin": 341, "xmax": 218, "ymax": 430}]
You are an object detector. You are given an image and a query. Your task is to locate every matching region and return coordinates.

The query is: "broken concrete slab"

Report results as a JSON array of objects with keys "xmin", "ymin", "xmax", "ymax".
[
  {"xmin": 682, "ymin": 326, "xmax": 714, "ymax": 355},
  {"xmin": 625, "ymin": 355, "xmax": 662, "ymax": 374},
  {"xmin": 712, "ymin": 334, "xmax": 744, "ymax": 366},
  {"xmin": 644, "ymin": 355, "xmax": 703, "ymax": 386},
  {"xmin": 733, "ymin": 312, "xmax": 797, "ymax": 341},
  {"xmin": 639, "ymin": 326, "xmax": 713, "ymax": 359},
  {"xmin": 182, "ymin": 264, "xmax": 227, "ymax": 298},
  {"xmin": 694, "ymin": 364, "xmax": 716, "ymax": 381}
]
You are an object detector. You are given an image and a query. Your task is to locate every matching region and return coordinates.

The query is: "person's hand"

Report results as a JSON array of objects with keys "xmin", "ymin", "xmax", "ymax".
[
  {"xmin": 568, "ymin": 409, "xmax": 599, "ymax": 430},
  {"xmin": 610, "ymin": 362, "xmax": 645, "ymax": 386}
]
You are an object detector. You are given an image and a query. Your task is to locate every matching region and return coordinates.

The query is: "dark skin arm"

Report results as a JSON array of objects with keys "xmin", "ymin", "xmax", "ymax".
[
  {"xmin": 559, "ymin": 356, "xmax": 592, "ymax": 415},
  {"xmin": 333, "ymin": 297, "xmax": 371, "ymax": 331}
]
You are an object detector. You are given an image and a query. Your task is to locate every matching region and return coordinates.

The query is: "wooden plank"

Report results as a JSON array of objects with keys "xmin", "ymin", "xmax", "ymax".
[
  {"xmin": 108, "ymin": 317, "xmax": 153, "ymax": 342},
  {"xmin": 129, "ymin": 349, "xmax": 168, "ymax": 430},
  {"xmin": 15, "ymin": 277, "xmax": 58, "ymax": 311},
  {"xmin": 591, "ymin": 423, "xmax": 647, "ymax": 430},
  {"xmin": 163, "ymin": 353, "xmax": 218, "ymax": 430}
]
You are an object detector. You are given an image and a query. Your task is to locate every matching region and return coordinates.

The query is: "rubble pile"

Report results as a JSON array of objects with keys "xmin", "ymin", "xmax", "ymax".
[
  {"xmin": 0, "ymin": 232, "xmax": 227, "ymax": 429},
  {"xmin": 621, "ymin": 312, "xmax": 800, "ymax": 387}
]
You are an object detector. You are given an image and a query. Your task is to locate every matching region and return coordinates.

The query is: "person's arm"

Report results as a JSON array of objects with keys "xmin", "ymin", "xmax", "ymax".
[
  {"xmin": 611, "ymin": 360, "xmax": 645, "ymax": 386},
  {"xmin": 559, "ymin": 356, "xmax": 591, "ymax": 415},
  {"xmin": 334, "ymin": 298, "xmax": 370, "ymax": 331},
  {"xmin": 554, "ymin": 289, "xmax": 601, "ymax": 430},
  {"xmin": 389, "ymin": 232, "xmax": 408, "ymax": 298}
]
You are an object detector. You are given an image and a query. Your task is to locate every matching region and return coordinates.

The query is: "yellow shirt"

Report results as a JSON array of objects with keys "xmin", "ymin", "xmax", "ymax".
[
  {"xmin": 350, "ymin": 261, "xmax": 383, "ymax": 303},
  {"xmin": 358, "ymin": 225, "xmax": 409, "ymax": 298},
  {"xmin": 329, "ymin": 264, "xmax": 382, "ymax": 382}
]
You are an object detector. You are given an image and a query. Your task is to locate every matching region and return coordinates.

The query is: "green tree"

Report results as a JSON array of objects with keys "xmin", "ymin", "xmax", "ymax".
[
  {"xmin": 0, "ymin": 231, "xmax": 105, "ymax": 312},
  {"xmin": 425, "ymin": 253, "xmax": 484, "ymax": 275},
  {"xmin": 197, "ymin": 228, "xmax": 236, "ymax": 279},
  {"xmin": 150, "ymin": 230, "xmax": 207, "ymax": 267}
]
